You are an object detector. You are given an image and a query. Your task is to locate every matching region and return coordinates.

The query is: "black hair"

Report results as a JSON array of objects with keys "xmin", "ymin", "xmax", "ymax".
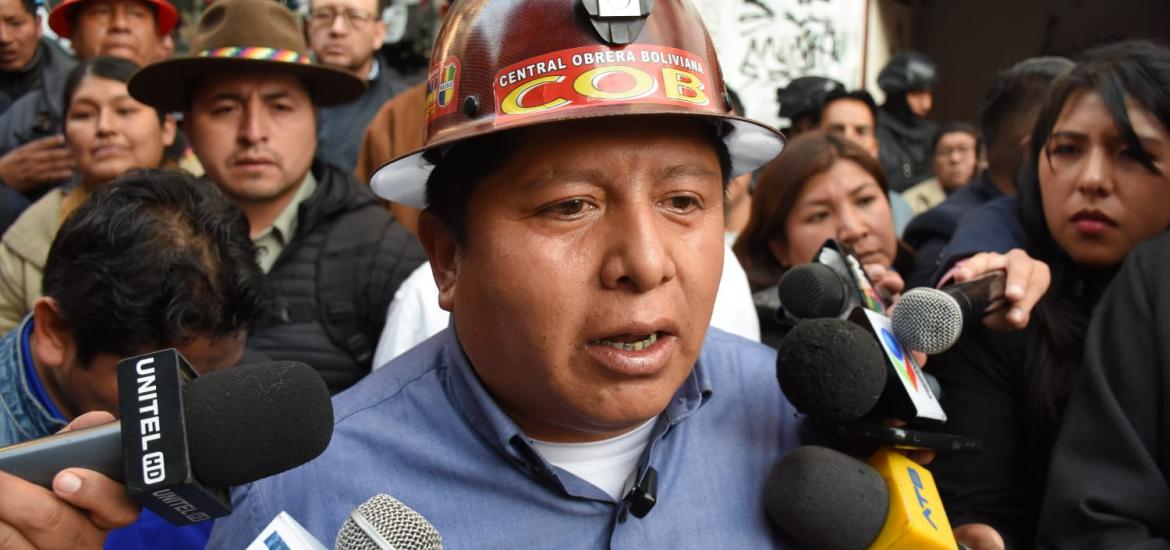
[
  {"xmin": 62, "ymin": 56, "xmax": 165, "ymax": 122},
  {"xmin": 930, "ymin": 120, "xmax": 980, "ymax": 151},
  {"xmin": 425, "ymin": 118, "xmax": 733, "ymax": 247},
  {"xmin": 726, "ymin": 87, "xmax": 744, "ymax": 117},
  {"xmin": 812, "ymin": 88, "xmax": 878, "ymax": 127},
  {"xmin": 1015, "ymin": 40, "xmax": 1170, "ymax": 444},
  {"xmin": 979, "ymin": 56, "xmax": 1073, "ymax": 153},
  {"xmin": 18, "ymin": 0, "xmax": 35, "ymax": 17},
  {"xmin": 41, "ymin": 169, "xmax": 271, "ymax": 365}
]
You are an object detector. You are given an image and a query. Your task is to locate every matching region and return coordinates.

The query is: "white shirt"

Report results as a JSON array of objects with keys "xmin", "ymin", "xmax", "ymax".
[
  {"xmin": 372, "ymin": 243, "xmax": 761, "ymax": 368},
  {"xmin": 529, "ymin": 418, "xmax": 658, "ymax": 501}
]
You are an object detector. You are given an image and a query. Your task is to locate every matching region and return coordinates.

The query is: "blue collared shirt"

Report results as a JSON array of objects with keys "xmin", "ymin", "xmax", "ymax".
[{"xmin": 208, "ymin": 327, "xmax": 805, "ymax": 548}]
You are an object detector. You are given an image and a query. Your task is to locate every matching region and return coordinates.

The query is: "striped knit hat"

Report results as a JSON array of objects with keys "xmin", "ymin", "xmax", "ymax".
[{"xmin": 127, "ymin": 0, "xmax": 365, "ymax": 112}]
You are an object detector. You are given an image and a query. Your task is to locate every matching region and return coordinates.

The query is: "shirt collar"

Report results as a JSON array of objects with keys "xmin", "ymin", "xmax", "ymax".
[
  {"xmin": 367, "ymin": 59, "xmax": 380, "ymax": 82},
  {"xmin": 19, "ymin": 316, "xmax": 66, "ymax": 422},
  {"xmin": 442, "ymin": 327, "xmax": 714, "ymax": 465},
  {"xmin": 253, "ymin": 171, "xmax": 317, "ymax": 245}
]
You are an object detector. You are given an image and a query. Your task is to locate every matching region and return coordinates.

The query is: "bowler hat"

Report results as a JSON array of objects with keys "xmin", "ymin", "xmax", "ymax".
[
  {"xmin": 49, "ymin": 0, "xmax": 180, "ymax": 39},
  {"xmin": 128, "ymin": 0, "xmax": 365, "ymax": 113}
]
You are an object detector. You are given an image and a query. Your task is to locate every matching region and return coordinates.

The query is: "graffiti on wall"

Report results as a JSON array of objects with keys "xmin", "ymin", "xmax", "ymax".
[
  {"xmin": 692, "ymin": 0, "xmax": 866, "ymax": 127},
  {"xmin": 738, "ymin": 0, "xmax": 844, "ymax": 85}
]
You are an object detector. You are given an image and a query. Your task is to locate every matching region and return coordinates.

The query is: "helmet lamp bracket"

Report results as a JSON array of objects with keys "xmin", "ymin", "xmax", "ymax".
[{"xmin": 581, "ymin": 0, "xmax": 654, "ymax": 45}]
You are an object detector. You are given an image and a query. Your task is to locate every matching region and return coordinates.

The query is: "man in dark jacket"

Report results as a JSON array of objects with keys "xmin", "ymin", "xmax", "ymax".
[
  {"xmin": 129, "ymin": 0, "xmax": 426, "ymax": 393},
  {"xmin": 875, "ymin": 51, "xmax": 938, "ymax": 192},
  {"xmin": 0, "ymin": 0, "xmax": 75, "ymax": 113},
  {"xmin": 903, "ymin": 56, "xmax": 1074, "ymax": 287},
  {"xmin": 306, "ymin": 0, "xmax": 416, "ymax": 172}
]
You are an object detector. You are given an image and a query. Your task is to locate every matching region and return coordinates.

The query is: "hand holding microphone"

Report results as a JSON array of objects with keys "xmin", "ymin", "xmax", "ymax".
[
  {"xmin": 0, "ymin": 349, "xmax": 334, "ymax": 545},
  {"xmin": 945, "ymin": 249, "xmax": 1050, "ymax": 331},
  {"xmin": 0, "ymin": 411, "xmax": 139, "ymax": 550},
  {"xmin": 892, "ymin": 249, "xmax": 1051, "ymax": 354}
]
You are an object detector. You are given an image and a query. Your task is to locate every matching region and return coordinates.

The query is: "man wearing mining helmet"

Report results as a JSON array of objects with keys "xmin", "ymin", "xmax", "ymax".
[
  {"xmin": 211, "ymin": 0, "xmax": 802, "ymax": 545},
  {"xmin": 0, "ymin": 0, "xmax": 806, "ymax": 547}
]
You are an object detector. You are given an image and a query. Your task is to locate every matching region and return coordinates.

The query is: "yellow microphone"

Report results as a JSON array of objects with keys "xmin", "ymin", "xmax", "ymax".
[
  {"xmin": 867, "ymin": 447, "xmax": 958, "ymax": 549},
  {"xmin": 766, "ymin": 446, "xmax": 962, "ymax": 550}
]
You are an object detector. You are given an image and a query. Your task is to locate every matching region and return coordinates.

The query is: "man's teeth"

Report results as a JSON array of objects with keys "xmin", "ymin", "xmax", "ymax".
[{"xmin": 595, "ymin": 333, "xmax": 658, "ymax": 351}]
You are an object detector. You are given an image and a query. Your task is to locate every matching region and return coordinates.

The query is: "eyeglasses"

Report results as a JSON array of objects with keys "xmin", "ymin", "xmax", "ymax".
[{"xmin": 308, "ymin": 7, "xmax": 377, "ymax": 29}]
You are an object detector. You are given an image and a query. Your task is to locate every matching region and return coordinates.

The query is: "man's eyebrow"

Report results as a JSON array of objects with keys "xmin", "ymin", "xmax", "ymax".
[
  {"xmin": 207, "ymin": 91, "xmax": 245, "ymax": 103},
  {"xmin": 261, "ymin": 90, "xmax": 294, "ymax": 102},
  {"xmin": 658, "ymin": 163, "xmax": 721, "ymax": 181},
  {"xmin": 520, "ymin": 168, "xmax": 609, "ymax": 190}
]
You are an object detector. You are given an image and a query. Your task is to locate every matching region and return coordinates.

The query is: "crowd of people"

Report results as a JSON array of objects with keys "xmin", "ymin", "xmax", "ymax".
[{"xmin": 0, "ymin": 0, "xmax": 1166, "ymax": 548}]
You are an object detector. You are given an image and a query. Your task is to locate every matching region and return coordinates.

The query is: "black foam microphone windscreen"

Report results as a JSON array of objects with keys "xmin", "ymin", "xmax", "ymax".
[
  {"xmin": 765, "ymin": 446, "xmax": 888, "ymax": 550},
  {"xmin": 181, "ymin": 361, "xmax": 334, "ymax": 487},
  {"xmin": 777, "ymin": 262, "xmax": 851, "ymax": 319},
  {"xmin": 776, "ymin": 318, "xmax": 887, "ymax": 422}
]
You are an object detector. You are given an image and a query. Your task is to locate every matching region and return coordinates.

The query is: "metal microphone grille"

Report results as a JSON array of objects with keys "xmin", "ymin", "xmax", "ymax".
[
  {"xmin": 334, "ymin": 494, "xmax": 443, "ymax": 550},
  {"xmin": 891, "ymin": 288, "xmax": 964, "ymax": 354}
]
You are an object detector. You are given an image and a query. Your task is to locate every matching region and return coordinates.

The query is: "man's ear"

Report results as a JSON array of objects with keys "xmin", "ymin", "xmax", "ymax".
[
  {"xmin": 417, "ymin": 209, "xmax": 459, "ymax": 312},
  {"xmin": 30, "ymin": 297, "xmax": 72, "ymax": 370},
  {"xmin": 371, "ymin": 19, "xmax": 387, "ymax": 51}
]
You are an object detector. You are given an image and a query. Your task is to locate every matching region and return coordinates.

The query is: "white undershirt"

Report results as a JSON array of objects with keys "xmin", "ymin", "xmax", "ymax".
[{"xmin": 529, "ymin": 418, "xmax": 658, "ymax": 501}]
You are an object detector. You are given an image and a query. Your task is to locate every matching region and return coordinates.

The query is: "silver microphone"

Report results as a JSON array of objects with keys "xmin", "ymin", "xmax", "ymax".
[{"xmin": 334, "ymin": 494, "xmax": 442, "ymax": 550}]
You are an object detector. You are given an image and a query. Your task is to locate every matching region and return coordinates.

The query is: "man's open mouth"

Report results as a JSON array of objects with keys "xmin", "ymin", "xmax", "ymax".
[{"xmin": 592, "ymin": 332, "xmax": 659, "ymax": 351}]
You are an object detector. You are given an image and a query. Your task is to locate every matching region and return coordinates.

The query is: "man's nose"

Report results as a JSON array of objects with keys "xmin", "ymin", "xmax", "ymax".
[
  {"xmin": 237, "ymin": 105, "xmax": 267, "ymax": 145},
  {"xmin": 599, "ymin": 203, "xmax": 677, "ymax": 292}
]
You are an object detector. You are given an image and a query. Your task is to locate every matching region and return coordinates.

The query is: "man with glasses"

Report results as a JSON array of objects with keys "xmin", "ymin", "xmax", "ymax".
[
  {"xmin": 307, "ymin": 0, "xmax": 414, "ymax": 172},
  {"xmin": 903, "ymin": 122, "xmax": 981, "ymax": 214}
]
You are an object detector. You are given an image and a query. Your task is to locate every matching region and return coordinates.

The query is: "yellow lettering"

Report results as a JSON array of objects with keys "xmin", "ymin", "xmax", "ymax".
[
  {"xmin": 661, "ymin": 68, "xmax": 708, "ymax": 105},
  {"xmin": 501, "ymin": 75, "xmax": 570, "ymax": 114}
]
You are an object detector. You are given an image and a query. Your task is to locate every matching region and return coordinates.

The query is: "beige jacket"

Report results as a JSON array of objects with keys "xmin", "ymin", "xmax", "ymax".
[{"xmin": 0, "ymin": 187, "xmax": 85, "ymax": 333}]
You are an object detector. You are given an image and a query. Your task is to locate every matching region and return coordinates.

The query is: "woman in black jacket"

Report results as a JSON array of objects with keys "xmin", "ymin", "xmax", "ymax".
[{"xmin": 927, "ymin": 40, "xmax": 1170, "ymax": 549}]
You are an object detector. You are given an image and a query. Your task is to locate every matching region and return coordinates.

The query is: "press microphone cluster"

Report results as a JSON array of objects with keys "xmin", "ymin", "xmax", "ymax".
[
  {"xmin": 776, "ymin": 317, "xmax": 982, "ymax": 453},
  {"xmin": 0, "ymin": 349, "xmax": 333, "ymax": 524},
  {"xmin": 779, "ymin": 258, "xmax": 1009, "ymax": 356}
]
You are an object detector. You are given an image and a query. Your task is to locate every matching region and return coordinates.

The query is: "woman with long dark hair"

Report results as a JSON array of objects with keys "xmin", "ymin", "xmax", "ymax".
[{"xmin": 927, "ymin": 40, "xmax": 1170, "ymax": 549}]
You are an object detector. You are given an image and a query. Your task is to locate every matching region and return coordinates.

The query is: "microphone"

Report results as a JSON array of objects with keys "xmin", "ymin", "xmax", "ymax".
[
  {"xmin": 777, "ymin": 318, "xmax": 982, "ymax": 453},
  {"xmin": 775, "ymin": 318, "xmax": 887, "ymax": 423},
  {"xmin": 0, "ymin": 350, "xmax": 333, "ymax": 524},
  {"xmin": 766, "ymin": 445, "xmax": 962, "ymax": 550},
  {"xmin": 778, "ymin": 315, "xmax": 946, "ymax": 424},
  {"xmin": 777, "ymin": 240, "xmax": 891, "ymax": 322},
  {"xmin": 891, "ymin": 271, "xmax": 1007, "ymax": 354},
  {"xmin": 777, "ymin": 263, "xmax": 853, "ymax": 319},
  {"xmin": 334, "ymin": 494, "xmax": 443, "ymax": 550}
]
